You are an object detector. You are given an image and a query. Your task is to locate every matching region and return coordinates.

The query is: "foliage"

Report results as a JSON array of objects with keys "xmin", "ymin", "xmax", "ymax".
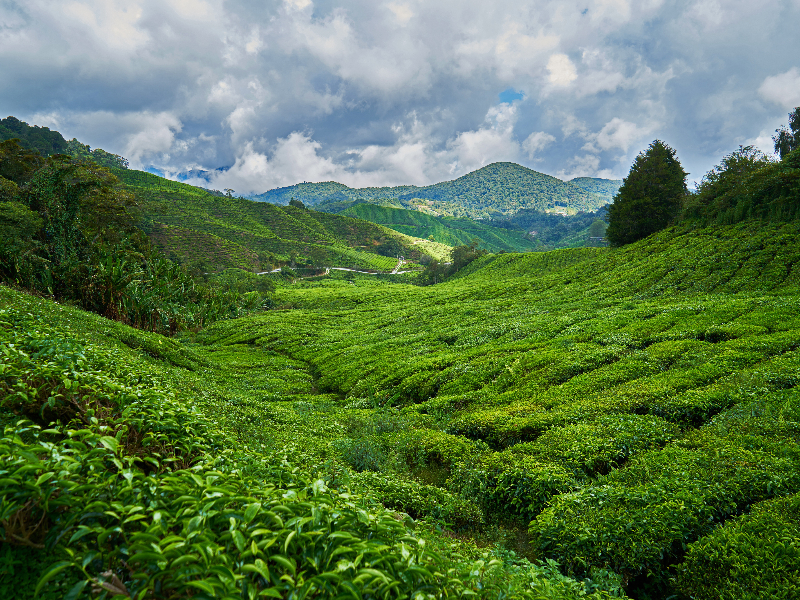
[
  {"xmin": 675, "ymin": 490, "xmax": 800, "ymax": 599},
  {"xmin": 0, "ymin": 287, "xmax": 627, "ymax": 600},
  {"xmin": 0, "ymin": 117, "xmax": 69, "ymax": 157},
  {"xmin": 113, "ymin": 168, "xmax": 432, "ymax": 274},
  {"xmin": 65, "ymin": 139, "xmax": 128, "ymax": 169},
  {"xmin": 254, "ymin": 162, "xmax": 610, "ymax": 219},
  {"xmin": 606, "ymin": 140, "xmax": 687, "ymax": 246},
  {"xmin": 0, "ymin": 139, "xmax": 45, "ymax": 185},
  {"xmin": 773, "ymin": 106, "xmax": 800, "ymax": 159},
  {"xmin": 682, "ymin": 145, "xmax": 800, "ymax": 225},
  {"xmin": 340, "ymin": 203, "xmax": 542, "ymax": 253},
  {"xmin": 567, "ymin": 178, "xmax": 622, "ymax": 204}
]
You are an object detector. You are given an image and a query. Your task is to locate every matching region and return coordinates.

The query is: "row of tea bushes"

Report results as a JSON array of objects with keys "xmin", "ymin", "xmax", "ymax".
[
  {"xmin": 529, "ymin": 388, "xmax": 800, "ymax": 589},
  {"xmin": 675, "ymin": 492, "xmax": 800, "ymax": 599}
]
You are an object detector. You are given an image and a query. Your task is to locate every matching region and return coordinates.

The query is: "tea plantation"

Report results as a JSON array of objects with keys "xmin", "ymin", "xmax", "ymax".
[{"xmin": 3, "ymin": 219, "xmax": 800, "ymax": 598}]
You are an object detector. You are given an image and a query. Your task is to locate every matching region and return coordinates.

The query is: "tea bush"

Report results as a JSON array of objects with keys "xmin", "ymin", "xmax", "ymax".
[{"xmin": 675, "ymin": 492, "xmax": 800, "ymax": 599}]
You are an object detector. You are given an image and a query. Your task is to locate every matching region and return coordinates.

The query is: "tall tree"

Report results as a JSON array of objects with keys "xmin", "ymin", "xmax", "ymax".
[
  {"xmin": 773, "ymin": 107, "xmax": 800, "ymax": 160},
  {"xmin": 606, "ymin": 140, "xmax": 687, "ymax": 247}
]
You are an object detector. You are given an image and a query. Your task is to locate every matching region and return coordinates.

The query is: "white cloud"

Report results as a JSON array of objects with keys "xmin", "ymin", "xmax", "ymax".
[
  {"xmin": 595, "ymin": 117, "xmax": 650, "ymax": 152},
  {"xmin": 522, "ymin": 131, "xmax": 556, "ymax": 157},
  {"xmin": 547, "ymin": 53, "xmax": 577, "ymax": 86},
  {"xmin": 5, "ymin": 0, "xmax": 800, "ymax": 192},
  {"xmin": 759, "ymin": 68, "xmax": 800, "ymax": 109}
]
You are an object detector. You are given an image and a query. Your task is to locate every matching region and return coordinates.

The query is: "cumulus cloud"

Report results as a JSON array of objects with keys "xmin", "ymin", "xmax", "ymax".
[
  {"xmin": 3, "ymin": 0, "xmax": 800, "ymax": 190},
  {"xmin": 547, "ymin": 53, "xmax": 578, "ymax": 86},
  {"xmin": 522, "ymin": 131, "xmax": 556, "ymax": 158},
  {"xmin": 759, "ymin": 68, "xmax": 800, "ymax": 109}
]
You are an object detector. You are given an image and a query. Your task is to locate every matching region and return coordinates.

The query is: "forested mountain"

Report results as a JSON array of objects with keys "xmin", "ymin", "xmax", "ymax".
[
  {"xmin": 253, "ymin": 162, "xmax": 612, "ymax": 219},
  {"xmin": 340, "ymin": 203, "xmax": 539, "ymax": 253},
  {"xmin": 568, "ymin": 177, "xmax": 622, "ymax": 203}
]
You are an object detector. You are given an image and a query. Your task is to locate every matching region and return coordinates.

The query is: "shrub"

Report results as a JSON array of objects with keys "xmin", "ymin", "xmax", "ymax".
[{"xmin": 675, "ymin": 493, "xmax": 800, "ymax": 600}]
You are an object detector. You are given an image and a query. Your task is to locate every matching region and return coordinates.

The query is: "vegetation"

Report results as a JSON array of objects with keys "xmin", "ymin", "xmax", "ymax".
[
  {"xmin": 254, "ymin": 162, "xmax": 612, "ymax": 219},
  {"xmin": 566, "ymin": 178, "xmax": 622, "ymax": 204},
  {"xmin": 3, "ymin": 112, "xmax": 800, "ymax": 599},
  {"xmin": 0, "ymin": 116, "xmax": 127, "ymax": 168},
  {"xmin": 773, "ymin": 107, "xmax": 799, "ymax": 159},
  {"xmin": 114, "ymin": 168, "xmax": 436, "ymax": 273},
  {"xmin": 606, "ymin": 140, "xmax": 687, "ymax": 247},
  {"xmin": 341, "ymin": 203, "xmax": 541, "ymax": 253}
]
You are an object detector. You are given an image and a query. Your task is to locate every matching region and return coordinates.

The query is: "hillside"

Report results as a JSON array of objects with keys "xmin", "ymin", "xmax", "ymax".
[
  {"xmin": 4, "ymin": 219, "xmax": 800, "ymax": 599},
  {"xmin": 253, "ymin": 162, "xmax": 611, "ymax": 219},
  {"xmin": 341, "ymin": 203, "xmax": 541, "ymax": 253},
  {"xmin": 568, "ymin": 177, "xmax": 622, "ymax": 203},
  {"xmin": 113, "ymin": 168, "xmax": 441, "ymax": 272},
  {"xmin": 0, "ymin": 116, "xmax": 128, "ymax": 168}
]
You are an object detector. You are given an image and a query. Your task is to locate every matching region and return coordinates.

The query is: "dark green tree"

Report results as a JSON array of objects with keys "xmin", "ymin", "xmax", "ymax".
[
  {"xmin": 606, "ymin": 140, "xmax": 687, "ymax": 247},
  {"xmin": 0, "ymin": 138, "xmax": 45, "ymax": 185},
  {"xmin": 682, "ymin": 146, "xmax": 774, "ymax": 223},
  {"xmin": 773, "ymin": 107, "xmax": 799, "ymax": 159},
  {"xmin": 289, "ymin": 198, "xmax": 306, "ymax": 209}
]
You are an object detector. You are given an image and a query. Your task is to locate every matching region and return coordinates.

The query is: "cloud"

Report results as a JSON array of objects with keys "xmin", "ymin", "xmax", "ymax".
[
  {"xmin": 759, "ymin": 68, "xmax": 800, "ymax": 109},
  {"xmin": 522, "ymin": 131, "xmax": 556, "ymax": 158},
  {"xmin": 547, "ymin": 53, "xmax": 578, "ymax": 86},
  {"xmin": 3, "ymin": 0, "xmax": 800, "ymax": 191},
  {"xmin": 595, "ymin": 118, "xmax": 651, "ymax": 152}
]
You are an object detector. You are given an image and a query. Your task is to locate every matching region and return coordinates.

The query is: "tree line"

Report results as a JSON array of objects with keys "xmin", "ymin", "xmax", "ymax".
[{"xmin": 606, "ymin": 107, "xmax": 800, "ymax": 246}]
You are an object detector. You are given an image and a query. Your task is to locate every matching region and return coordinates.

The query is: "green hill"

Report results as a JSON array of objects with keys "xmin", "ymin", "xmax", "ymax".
[
  {"xmin": 253, "ymin": 162, "xmax": 611, "ymax": 219},
  {"xmin": 568, "ymin": 177, "xmax": 622, "ymax": 203},
  {"xmin": 113, "ymin": 168, "xmax": 440, "ymax": 272},
  {"xmin": 341, "ymin": 203, "xmax": 541, "ymax": 253}
]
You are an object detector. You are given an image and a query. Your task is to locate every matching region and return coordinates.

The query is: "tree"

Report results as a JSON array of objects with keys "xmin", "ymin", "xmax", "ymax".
[
  {"xmin": 606, "ymin": 140, "xmax": 687, "ymax": 247},
  {"xmin": 773, "ymin": 107, "xmax": 800, "ymax": 160},
  {"xmin": 682, "ymin": 146, "xmax": 774, "ymax": 223},
  {"xmin": 289, "ymin": 198, "xmax": 305, "ymax": 209}
]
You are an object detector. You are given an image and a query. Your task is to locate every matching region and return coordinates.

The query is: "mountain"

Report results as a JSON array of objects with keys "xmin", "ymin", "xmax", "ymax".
[
  {"xmin": 252, "ymin": 162, "xmax": 613, "ymax": 219},
  {"xmin": 568, "ymin": 176, "xmax": 623, "ymax": 203}
]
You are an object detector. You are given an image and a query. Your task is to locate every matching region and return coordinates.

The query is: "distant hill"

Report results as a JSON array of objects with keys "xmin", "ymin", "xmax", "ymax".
[
  {"xmin": 341, "ymin": 203, "xmax": 541, "ymax": 253},
  {"xmin": 112, "ymin": 169, "xmax": 443, "ymax": 272},
  {"xmin": 252, "ymin": 162, "xmax": 612, "ymax": 219},
  {"xmin": 568, "ymin": 177, "xmax": 623, "ymax": 203}
]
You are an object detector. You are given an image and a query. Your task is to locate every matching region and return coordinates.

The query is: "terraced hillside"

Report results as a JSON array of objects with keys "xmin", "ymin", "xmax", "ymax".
[
  {"xmin": 113, "ymin": 169, "xmax": 439, "ymax": 272},
  {"xmin": 3, "ymin": 219, "xmax": 800, "ymax": 599},
  {"xmin": 194, "ymin": 220, "xmax": 800, "ymax": 598},
  {"xmin": 341, "ymin": 203, "xmax": 541, "ymax": 252},
  {"xmin": 253, "ymin": 162, "xmax": 611, "ymax": 219}
]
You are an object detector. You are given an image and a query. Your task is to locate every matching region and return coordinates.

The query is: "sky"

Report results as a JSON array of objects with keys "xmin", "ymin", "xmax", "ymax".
[{"xmin": 2, "ymin": 0, "xmax": 800, "ymax": 194}]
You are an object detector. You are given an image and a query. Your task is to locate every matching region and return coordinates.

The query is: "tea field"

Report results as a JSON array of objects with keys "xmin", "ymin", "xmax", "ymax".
[{"xmin": 3, "ymin": 219, "xmax": 800, "ymax": 599}]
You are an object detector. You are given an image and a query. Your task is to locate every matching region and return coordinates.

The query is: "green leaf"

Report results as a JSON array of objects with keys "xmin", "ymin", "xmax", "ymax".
[
  {"xmin": 99, "ymin": 436, "xmax": 119, "ymax": 453},
  {"xmin": 244, "ymin": 503, "xmax": 260, "ymax": 523},
  {"xmin": 64, "ymin": 580, "xmax": 88, "ymax": 600},
  {"xmin": 232, "ymin": 529, "xmax": 246, "ymax": 553},
  {"xmin": 271, "ymin": 555, "xmax": 296, "ymax": 575},
  {"xmin": 34, "ymin": 561, "xmax": 72, "ymax": 597},
  {"xmin": 186, "ymin": 579, "xmax": 217, "ymax": 595},
  {"xmin": 35, "ymin": 472, "xmax": 54, "ymax": 486}
]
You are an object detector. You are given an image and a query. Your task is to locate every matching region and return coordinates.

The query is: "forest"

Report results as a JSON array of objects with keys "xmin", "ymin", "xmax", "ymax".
[{"xmin": 1, "ymin": 109, "xmax": 800, "ymax": 600}]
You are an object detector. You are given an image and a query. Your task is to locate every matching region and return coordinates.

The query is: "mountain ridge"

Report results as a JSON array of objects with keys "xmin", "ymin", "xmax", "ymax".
[{"xmin": 251, "ymin": 162, "xmax": 618, "ymax": 219}]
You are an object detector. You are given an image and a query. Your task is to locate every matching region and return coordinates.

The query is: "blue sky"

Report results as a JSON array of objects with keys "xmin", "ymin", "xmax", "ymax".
[{"xmin": 1, "ymin": 0, "xmax": 799, "ymax": 193}]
